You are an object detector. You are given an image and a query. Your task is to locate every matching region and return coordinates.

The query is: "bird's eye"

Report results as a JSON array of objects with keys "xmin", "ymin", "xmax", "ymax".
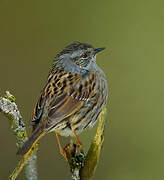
[{"xmin": 82, "ymin": 53, "xmax": 88, "ymax": 59}]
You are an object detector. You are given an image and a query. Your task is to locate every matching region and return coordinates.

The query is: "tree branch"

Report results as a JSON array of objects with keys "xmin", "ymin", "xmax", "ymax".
[{"xmin": 0, "ymin": 91, "xmax": 38, "ymax": 180}]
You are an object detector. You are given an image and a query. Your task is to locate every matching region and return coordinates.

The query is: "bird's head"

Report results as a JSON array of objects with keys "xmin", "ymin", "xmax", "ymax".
[{"xmin": 55, "ymin": 42, "xmax": 105, "ymax": 70}]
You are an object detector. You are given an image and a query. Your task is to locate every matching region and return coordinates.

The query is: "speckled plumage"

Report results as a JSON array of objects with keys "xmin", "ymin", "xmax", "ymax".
[{"xmin": 17, "ymin": 42, "xmax": 108, "ymax": 155}]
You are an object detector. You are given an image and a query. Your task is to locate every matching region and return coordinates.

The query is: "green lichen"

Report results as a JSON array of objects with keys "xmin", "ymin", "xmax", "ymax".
[
  {"xmin": 4, "ymin": 91, "xmax": 16, "ymax": 102},
  {"xmin": 70, "ymin": 152, "xmax": 85, "ymax": 171}
]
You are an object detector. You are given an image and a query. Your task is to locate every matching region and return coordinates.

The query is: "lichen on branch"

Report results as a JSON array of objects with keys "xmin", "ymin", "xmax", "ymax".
[{"xmin": 0, "ymin": 91, "xmax": 38, "ymax": 180}]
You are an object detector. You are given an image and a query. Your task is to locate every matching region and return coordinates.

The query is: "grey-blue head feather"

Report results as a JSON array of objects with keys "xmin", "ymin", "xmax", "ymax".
[{"xmin": 53, "ymin": 42, "xmax": 105, "ymax": 74}]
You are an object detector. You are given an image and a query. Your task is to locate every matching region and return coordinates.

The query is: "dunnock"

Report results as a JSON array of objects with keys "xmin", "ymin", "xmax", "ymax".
[{"xmin": 17, "ymin": 42, "xmax": 108, "ymax": 158}]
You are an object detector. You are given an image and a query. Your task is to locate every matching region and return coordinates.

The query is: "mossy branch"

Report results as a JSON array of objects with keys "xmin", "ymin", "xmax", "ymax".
[
  {"xmin": 0, "ymin": 91, "xmax": 38, "ymax": 180},
  {"xmin": 0, "ymin": 91, "xmax": 106, "ymax": 180},
  {"xmin": 80, "ymin": 108, "xmax": 106, "ymax": 179},
  {"xmin": 64, "ymin": 108, "xmax": 106, "ymax": 180}
]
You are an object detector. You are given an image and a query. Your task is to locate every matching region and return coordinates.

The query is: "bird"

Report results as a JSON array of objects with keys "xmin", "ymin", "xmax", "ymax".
[{"xmin": 17, "ymin": 41, "xmax": 108, "ymax": 159}]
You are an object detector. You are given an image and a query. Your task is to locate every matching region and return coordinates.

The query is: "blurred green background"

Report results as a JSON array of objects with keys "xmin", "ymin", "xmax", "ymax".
[{"xmin": 0, "ymin": 0, "xmax": 164, "ymax": 179}]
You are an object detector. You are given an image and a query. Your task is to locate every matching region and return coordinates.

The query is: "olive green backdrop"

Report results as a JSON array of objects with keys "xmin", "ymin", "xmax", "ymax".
[{"xmin": 0, "ymin": 0, "xmax": 164, "ymax": 179}]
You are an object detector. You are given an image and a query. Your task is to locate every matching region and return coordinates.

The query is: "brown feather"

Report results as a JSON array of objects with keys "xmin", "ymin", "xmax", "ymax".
[{"xmin": 17, "ymin": 124, "xmax": 47, "ymax": 155}]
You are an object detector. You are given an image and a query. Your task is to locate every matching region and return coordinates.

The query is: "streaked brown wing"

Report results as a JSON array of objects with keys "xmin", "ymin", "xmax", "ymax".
[
  {"xmin": 32, "ymin": 67, "xmax": 97, "ymax": 129},
  {"xmin": 48, "ymin": 93, "xmax": 84, "ymax": 123}
]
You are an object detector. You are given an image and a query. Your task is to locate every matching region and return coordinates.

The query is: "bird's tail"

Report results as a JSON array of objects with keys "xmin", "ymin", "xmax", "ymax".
[{"xmin": 17, "ymin": 125, "xmax": 47, "ymax": 155}]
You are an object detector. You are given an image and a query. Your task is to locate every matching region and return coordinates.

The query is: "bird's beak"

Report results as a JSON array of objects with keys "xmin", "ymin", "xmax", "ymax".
[{"xmin": 94, "ymin": 47, "xmax": 105, "ymax": 55}]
